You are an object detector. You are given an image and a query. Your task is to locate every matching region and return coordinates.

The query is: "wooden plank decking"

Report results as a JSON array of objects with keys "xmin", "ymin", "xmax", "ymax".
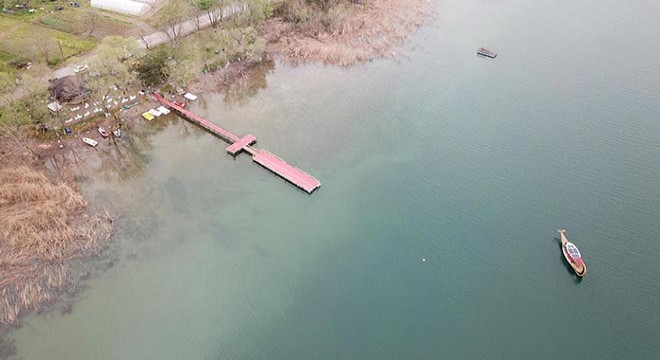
[
  {"xmin": 226, "ymin": 134, "xmax": 256, "ymax": 156},
  {"xmin": 253, "ymin": 150, "xmax": 321, "ymax": 194}
]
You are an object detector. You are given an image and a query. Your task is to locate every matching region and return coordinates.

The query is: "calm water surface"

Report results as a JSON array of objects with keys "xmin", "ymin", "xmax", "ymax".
[{"xmin": 7, "ymin": 0, "xmax": 660, "ymax": 358}]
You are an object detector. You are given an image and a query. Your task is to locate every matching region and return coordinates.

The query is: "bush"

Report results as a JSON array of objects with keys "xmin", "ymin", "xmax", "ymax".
[
  {"xmin": 285, "ymin": 0, "xmax": 312, "ymax": 23},
  {"xmin": 138, "ymin": 48, "xmax": 170, "ymax": 86},
  {"xmin": 160, "ymin": 83, "xmax": 174, "ymax": 94},
  {"xmin": 322, "ymin": 4, "xmax": 349, "ymax": 32},
  {"xmin": 307, "ymin": 0, "xmax": 339, "ymax": 12},
  {"xmin": 8, "ymin": 57, "xmax": 31, "ymax": 69}
]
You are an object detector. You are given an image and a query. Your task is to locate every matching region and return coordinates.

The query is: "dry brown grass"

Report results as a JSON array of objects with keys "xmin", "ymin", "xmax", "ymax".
[
  {"xmin": 0, "ymin": 137, "xmax": 112, "ymax": 326},
  {"xmin": 265, "ymin": 0, "xmax": 432, "ymax": 66}
]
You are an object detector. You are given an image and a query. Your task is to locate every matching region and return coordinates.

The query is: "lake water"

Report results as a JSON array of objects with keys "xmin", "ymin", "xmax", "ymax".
[{"xmin": 5, "ymin": 0, "xmax": 660, "ymax": 358}]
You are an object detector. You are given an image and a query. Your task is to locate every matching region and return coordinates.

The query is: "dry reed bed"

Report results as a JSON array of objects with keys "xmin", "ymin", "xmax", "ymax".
[
  {"xmin": 0, "ymin": 145, "xmax": 112, "ymax": 326},
  {"xmin": 267, "ymin": 0, "xmax": 432, "ymax": 66}
]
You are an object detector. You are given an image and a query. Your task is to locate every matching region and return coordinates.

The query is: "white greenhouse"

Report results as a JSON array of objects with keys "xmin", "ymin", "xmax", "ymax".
[{"xmin": 90, "ymin": 0, "xmax": 152, "ymax": 16}]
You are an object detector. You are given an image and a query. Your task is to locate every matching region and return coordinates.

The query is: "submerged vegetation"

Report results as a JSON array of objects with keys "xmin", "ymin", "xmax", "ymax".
[{"xmin": 0, "ymin": 139, "xmax": 112, "ymax": 326}]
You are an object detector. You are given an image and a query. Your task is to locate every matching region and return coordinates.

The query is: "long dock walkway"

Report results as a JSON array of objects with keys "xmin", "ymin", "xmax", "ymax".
[{"xmin": 153, "ymin": 93, "xmax": 321, "ymax": 194}]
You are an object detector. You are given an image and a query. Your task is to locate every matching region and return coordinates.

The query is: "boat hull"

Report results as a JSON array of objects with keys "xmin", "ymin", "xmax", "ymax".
[
  {"xmin": 82, "ymin": 137, "xmax": 98, "ymax": 147},
  {"xmin": 98, "ymin": 127, "xmax": 109, "ymax": 138},
  {"xmin": 559, "ymin": 230, "xmax": 587, "ymax": 277},
  {"xmin": 562, "ymin": 244, "xmax": 587, "ymax": 276},
  {"xmin": 477, "ymin": 48, "xmax": 497, "ymax": 58}
]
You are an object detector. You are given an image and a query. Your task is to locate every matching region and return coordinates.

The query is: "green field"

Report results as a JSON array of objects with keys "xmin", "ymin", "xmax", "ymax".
[
  {"xmin": 0, "ymin": 14, "xmax": 96, "ymax": 66},
  {"xmin": 0, "ymin": 50, "xmax": 13, "ymax": 63}
]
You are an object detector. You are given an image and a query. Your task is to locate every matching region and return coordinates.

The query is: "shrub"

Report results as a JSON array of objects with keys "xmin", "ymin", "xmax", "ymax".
[
  {"xmin": 322, "ymin": 4, "xmax": 349, "ymax": 32},
  {"xmin": 138, "ymin": 48, "xmax": 170, "ymax": 86}
]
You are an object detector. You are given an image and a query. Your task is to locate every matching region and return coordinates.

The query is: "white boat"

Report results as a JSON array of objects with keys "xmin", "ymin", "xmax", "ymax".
[
  {"xmin": 112, "ymin": 128, "xmax": 121, "ymax": 138},
  {"xmin": 82, "ymin": 137, "xmax": 98, "ymax": 147},
  {"xmin": 98, "ymin": 126, "xmax": 109, "ymax": 137},
  {"xmin": 184, "ymin": 92, "xmax": 198, "ymax": 101}
]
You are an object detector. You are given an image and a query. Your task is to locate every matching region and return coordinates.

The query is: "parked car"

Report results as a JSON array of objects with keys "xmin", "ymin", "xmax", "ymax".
[{"xmin": 73, "ymin": 64, "xmax": 88, "ymax": 74}]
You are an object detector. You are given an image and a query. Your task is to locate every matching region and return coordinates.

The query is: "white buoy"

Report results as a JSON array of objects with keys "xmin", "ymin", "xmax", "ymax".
[{"xmin": 422, "ymin": 258, "xmax": 426, "ymax": 262}]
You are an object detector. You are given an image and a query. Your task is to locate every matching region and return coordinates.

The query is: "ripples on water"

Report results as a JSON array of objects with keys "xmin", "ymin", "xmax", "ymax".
[{"xmin": 5, "ymin": 0, "xmax": 660, "ymax": 359}]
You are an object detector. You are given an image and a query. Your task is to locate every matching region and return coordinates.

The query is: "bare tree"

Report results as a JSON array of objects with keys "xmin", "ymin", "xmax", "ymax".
[
  {"xmin": 158, "ymin": 0, "xmax": 186, "ymax": 46},
  {"xmin": 30, "ymin": 35, "xmax": 58, "ymax": 65},
  {"xmin": 188, "ymin": 0, "xmax": 204, "ymax": 31},
  {"xmin": 192, "ymin": 0, "xmax": 224, "ymax": 28},
  {"xmin": 138, "ymin": 32, "xmax": 151, "ymax": 50},
  {"xmin": 86, "ymin": 36, "xmax": 145, "ymax": 117},
  {"xmin": 0, "ymin": 74, "xmax": 38, "ymax": 156},
  {"xmin": 83, "ymin": 8, "xmax": 101, "ymax": 37}
]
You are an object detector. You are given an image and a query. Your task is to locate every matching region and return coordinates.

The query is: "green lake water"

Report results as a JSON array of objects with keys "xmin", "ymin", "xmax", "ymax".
[{"xmin": 5, "ymin": 0, "xmax": 660, "ymax": 358}]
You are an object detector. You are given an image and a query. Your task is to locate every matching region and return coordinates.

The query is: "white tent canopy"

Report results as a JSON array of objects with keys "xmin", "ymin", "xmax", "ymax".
[{"xmin": 91, "ymin": 0, "xmax": 151, "ymax": 16}]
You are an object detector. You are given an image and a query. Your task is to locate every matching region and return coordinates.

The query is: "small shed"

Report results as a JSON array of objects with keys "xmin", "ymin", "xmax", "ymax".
[{"xmin": 47, "ymin": 101, "xmax": 63, "ymax": 113}]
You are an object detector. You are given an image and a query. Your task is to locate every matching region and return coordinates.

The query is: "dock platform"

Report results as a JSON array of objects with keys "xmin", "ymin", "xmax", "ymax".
[
  {"xmin": 153, "ymin": 93, "xmax": 321, "ymax": 194},
  {"xmin": 253, "ymin": 150, "xmax": 321, "ymax": 194},
  {"xmin": 226, "ymin": 134, "xmax": 256, "ymax": 156}
]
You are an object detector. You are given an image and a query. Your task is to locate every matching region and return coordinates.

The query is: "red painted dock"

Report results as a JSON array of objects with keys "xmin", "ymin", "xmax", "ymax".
[
  {"xmin": 226, "ymin": 134, "xmax": 256, "ymax": 156},
  {"xmin": 153, "ymin": 93, "xmax": 321, "ymax": 194},
  {"xmin": 253, "ymin": 150, "xmax": 321, "ymax": 193}
]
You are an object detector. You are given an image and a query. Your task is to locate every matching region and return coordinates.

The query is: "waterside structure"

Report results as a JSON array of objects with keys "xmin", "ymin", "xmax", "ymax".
[{"xmin": 153, "ymin": 93, "xmax": 321, "ymax": 194}]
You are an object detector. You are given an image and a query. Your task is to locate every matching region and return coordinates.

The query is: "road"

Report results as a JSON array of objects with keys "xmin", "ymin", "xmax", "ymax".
[{"xmin": 139, "ymin": 5, "xmax": 246, "ymax": 49}]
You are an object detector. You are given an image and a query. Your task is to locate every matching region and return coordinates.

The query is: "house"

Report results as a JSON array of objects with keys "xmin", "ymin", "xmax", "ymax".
[{"xmin": 48, "ymin": 75, "xmax": 90, "ymax": 104}]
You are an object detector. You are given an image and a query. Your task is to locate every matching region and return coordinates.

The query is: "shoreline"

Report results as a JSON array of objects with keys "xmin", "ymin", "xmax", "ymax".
[
  {"xmin": 0, "ymin": 0, "xmax": 432, "ymax": 333},
  {"xmin": 27, "ymin": 0, "xmax": 434, "ymax": 155},
  {"xmin": 0, "ymin": 138, "xmax": 113, "ymax": 328},
  {"xmin": 264, "ymin": 0, "xmax": 432, "ymax": 66}
]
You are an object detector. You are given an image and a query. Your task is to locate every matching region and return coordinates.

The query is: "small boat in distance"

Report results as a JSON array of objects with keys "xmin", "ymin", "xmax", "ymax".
[
  {"xmin": 558, "ymin": 229, "xmax": 586, "ymax": 277},
  {"xmin": 98, "ymin": 126, "xmax": 109, "ymax": 138},
  {"xmin": 82, "ymin": 137, "xmax": 98, "ymax": 147},
  {"xmin": 477, "ymin": 47, "xmax": 497, "ymax": 58}
]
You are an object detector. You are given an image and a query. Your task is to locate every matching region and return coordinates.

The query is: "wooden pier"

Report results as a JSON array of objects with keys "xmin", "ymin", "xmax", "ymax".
[{"xmin": 153, "ymin": 93, "xmax": 321, "ymax": 194}]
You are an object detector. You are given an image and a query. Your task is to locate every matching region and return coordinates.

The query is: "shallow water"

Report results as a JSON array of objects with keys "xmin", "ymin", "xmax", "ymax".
[{"xmin": 6, "ymin": 0, "xmax": 660, "ymax": 358}]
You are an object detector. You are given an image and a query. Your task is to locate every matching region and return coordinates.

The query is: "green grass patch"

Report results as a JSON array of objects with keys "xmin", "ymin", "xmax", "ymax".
[
  {"xmin": 0, "ymin": 50, "xmax": 13, "ymax": 62},
  {"xmin": 0, "ymin": 14, "xmax": 96, "ymax": 66},
  {"xmin": 40, "ymin": 16, "xmax": 76, "ymax": 34},
  {"xmin": 49, "ymin": 30, "xmax": 96, "ymax": 57},
  {"xmin": 0, "ymin": 102, "xmax": 40, "ymax": 127}
]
